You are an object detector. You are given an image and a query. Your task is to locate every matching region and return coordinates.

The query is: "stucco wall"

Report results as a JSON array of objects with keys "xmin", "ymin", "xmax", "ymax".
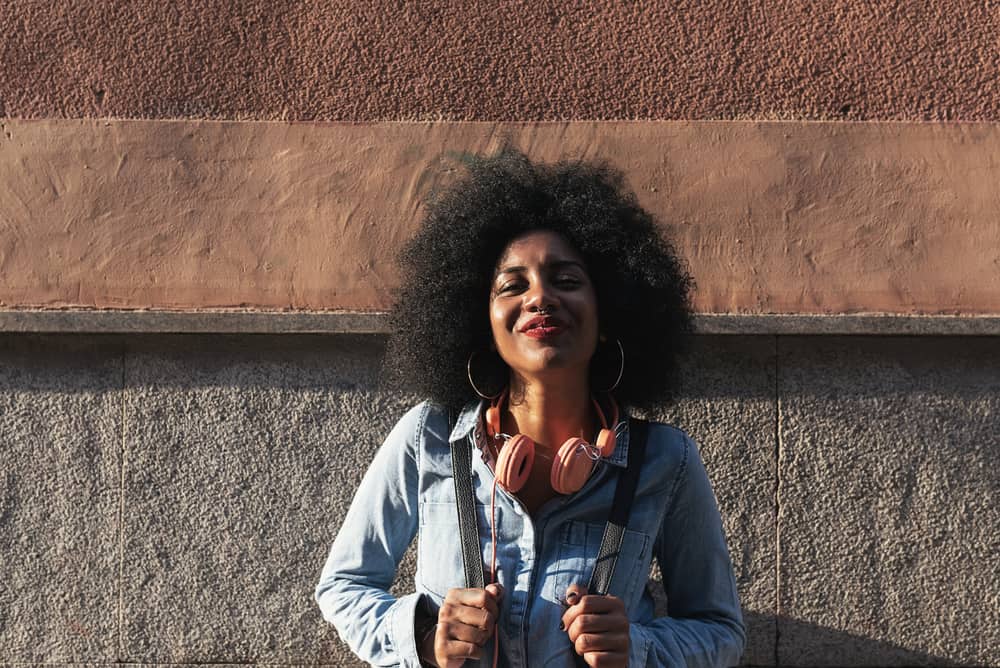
[
  {"xmin": 2, "ymin": 1, "xmax": 999, "ymax": 121},
  {"xmin": 2, "ymin": 120, "xmax": 998, "ymax": 315},
  {"xmin": 1, "ymin": 334, "xmax": 997, "ymax": 666}
]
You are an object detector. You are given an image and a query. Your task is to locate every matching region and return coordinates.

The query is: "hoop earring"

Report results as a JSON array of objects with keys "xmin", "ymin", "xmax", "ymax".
[
  {"xmin": 595, "ymin": 338, "xmax": 625, "ymax": 393},
  {"xmin": 467, "ymin": 350, "xmax": 504, "ymax": 400}
]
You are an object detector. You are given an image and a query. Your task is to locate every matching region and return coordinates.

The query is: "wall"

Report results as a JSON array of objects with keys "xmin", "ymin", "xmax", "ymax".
[
  {"xmin": 1, "ymin": 2, "xmax": 998, "ymax": 666},
  {"xmin": 3, "ymin": 1, "xmax": 999, "ymax": 121},
  {"xmin": 2, "ymin": 334, "xmax": 997, "ymax": 666}
]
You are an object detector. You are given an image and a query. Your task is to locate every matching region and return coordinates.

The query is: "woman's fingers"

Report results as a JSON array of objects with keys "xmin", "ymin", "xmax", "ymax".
[
  {"xmin": 572, "ymin": 630, "xmax": 629, "ymax": 654},
  {"xmin": 443, "ymin": 586, "xmax": 501, "ymax": 620},
  {"xmin": 566, "ymin": 612, "xmax": 629, "ymax": 637},
  {"xmin": 562, "ymin": 587, "xmax": 629, "ymax": 667},
  {"xmin": 438, "ymin": 618, "xmax": 492, "ymax": 645},
  {"xmin": 565, "ymin": 582, "xmax": 588, "ymax": 606},
  {"xmin": 434, "ymin": 586, "xmax": 503, "ymax": 666},
  {"xmin": 440, "ymin": 601, "xmax": 495, "ymax": 629},
  {"xmin": 434, "ymin": 633, "xmax": 484, "ymax": 666},
  {"xmin": 561, "ymin": 592, "xmax": 626, "ymax": 631},
  {"xmin": 579, "ymin": 650, "xmax": 629, "ymax": 668}
]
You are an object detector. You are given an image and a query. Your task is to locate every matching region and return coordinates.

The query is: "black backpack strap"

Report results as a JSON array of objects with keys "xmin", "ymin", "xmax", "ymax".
[
  {"xmin": 587, "ymin": 417, "xmax": 649, "ymax": 596},
  {"xmin": 450, "ymin": 409, "xmax": 485, "ymax": 589}
]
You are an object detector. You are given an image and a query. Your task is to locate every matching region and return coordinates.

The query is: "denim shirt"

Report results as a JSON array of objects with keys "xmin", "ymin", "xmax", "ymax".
[{"xmin": 315, "ymin": 400, "xmax": 745, "ymax": 667}]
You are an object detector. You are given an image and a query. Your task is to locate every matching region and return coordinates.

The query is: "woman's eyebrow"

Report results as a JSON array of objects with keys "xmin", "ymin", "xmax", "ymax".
[
  {"xmin": 495, "ymin": 260, "xmax": 586, "ymax": 276},
  {"xmin": 549, "ymin": 260, "xmax": 587, "ymax": 272}
]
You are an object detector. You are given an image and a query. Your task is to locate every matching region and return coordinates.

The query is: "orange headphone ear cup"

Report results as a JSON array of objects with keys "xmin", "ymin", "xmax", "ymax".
[
  {"xmin": 550, "ymin": 437, "xmax": 595, "ymax": 495},
  {"xmin": 595, "ymin": 428, "xmax": 616, "ymax": 458},
  {"xmin": 495, "ymin": 433, "xmax": 535, "ymax": 492}
]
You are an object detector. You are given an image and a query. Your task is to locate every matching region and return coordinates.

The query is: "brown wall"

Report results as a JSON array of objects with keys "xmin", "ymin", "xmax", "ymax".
[
  {"xmin": 3, "ymin": 1, "xmax": 999, "ymax": 122},
  {"xmin": 2, "ymin": 1, "xmax": 998, "ymax": 316},
  {"xmin": 2, "ymin": 120, "xmax": 999, "ymax": 315}
]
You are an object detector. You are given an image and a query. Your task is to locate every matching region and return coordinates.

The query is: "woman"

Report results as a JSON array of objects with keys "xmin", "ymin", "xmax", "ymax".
[{"xmin": 315, "ymin": 148, "xmax": 745, "ymax": 667}]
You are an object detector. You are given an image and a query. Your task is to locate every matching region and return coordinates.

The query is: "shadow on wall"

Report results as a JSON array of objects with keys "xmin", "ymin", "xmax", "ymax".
[{"xmin": 741, "ymin": 612, "xmax": 959, "ymax": 667}]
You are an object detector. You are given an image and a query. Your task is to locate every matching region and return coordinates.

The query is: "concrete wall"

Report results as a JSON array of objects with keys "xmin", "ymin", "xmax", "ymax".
[{"xmin": 1, "ymin": 333, "xmax": 997, "ymax": 666}]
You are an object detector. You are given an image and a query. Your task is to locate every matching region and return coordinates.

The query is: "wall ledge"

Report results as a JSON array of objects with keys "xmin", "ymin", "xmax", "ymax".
[{"xmin": 1, "ymin": 310, "xmax": 998, "ymax": 336}]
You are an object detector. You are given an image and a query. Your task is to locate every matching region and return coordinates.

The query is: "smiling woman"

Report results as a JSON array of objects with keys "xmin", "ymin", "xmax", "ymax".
[
  {"xmin": 490, "ymin": 231, "xmax": 599, "ymax": 379},
  {"xmin": 315, "ymin": 148, "xmax": 745, "ymax": 667}
]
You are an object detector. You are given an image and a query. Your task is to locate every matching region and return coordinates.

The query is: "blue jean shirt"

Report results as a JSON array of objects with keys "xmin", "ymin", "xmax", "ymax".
[{"xmin": 315, "ymin": 400, "xmax": 745, "ymax": 667}]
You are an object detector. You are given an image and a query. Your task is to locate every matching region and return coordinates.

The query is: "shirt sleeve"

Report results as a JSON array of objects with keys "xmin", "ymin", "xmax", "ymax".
[
  {"xmin": 314, "ymin": 402, "xmax": 430, "ymax": 668},
  {"xmin": 629, "ymin": 433, "xmax": 747, "ymax": 668}
]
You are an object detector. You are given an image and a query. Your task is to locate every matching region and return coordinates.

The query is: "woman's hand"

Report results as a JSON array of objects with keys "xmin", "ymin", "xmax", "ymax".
[
  {"xmin": 561, "ymin": 584, "xmax": 630, "ymax": 668},
  {"xmin": 421, "ymin": 583, "xmax": 503, "ymax": 667}
]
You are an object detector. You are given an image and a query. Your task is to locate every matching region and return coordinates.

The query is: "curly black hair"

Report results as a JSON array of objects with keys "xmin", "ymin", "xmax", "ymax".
[{"xmin": 384, "ymin": 147, "xmax": 695, "ymax": 412}]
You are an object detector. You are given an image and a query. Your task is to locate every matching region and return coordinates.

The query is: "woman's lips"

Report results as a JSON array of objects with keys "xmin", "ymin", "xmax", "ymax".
[{"xmin": 523, "ymin": 325, "xmax": 565, "ymax": 339}]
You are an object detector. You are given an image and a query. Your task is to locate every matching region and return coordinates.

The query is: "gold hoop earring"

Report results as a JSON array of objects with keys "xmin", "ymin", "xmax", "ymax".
[
  {"xmin": 467, "ymin": 350, "xmax": 504, "ymax": 400},
  {"xmin": 595, "ymin": 338, "xmax": 625, "ymax": 393}
]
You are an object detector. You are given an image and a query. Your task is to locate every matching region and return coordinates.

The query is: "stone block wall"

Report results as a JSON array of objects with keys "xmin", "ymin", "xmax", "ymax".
[{"xmin": 1, "ymin": 333, "xmax": 996, "ymax": 666}]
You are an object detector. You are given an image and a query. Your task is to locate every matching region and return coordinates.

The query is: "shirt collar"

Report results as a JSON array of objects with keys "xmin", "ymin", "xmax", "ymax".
[{"xmin": 449, "ymin": 399, "xmax": 631, "ymax": 469}]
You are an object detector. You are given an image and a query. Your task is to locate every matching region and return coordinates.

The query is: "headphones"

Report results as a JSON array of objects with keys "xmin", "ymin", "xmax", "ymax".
[
  {"xmin": 476, "ymin": 390, "xmax": 619, "ymax": 668},
  {"xmin": 483, "ymin": 388, "xmax": 619, "ymax": 495}
]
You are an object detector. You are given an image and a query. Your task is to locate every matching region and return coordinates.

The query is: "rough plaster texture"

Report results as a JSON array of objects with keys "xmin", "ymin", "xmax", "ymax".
[
  {"xmin": 3, "ymin": 333, "xmax": 998, "ymax": 666},
  {"xmin": 778, "ymin": 337, "xmax": 1000, "ymax": 666},
  {"xmin": 114, "ymin": 334, "xmax": 774, "ymax": 665},
  {"xmin": 0, "ymin": 338, "xmax": 122, "ymax": 662},
  {"xmin": 1, "ymin": 1, "xmax": 998, "ymax": 121},
  {"xmin": 3, "ymin": 120, "xmax": 999, "ymax": 316},
  {"xmin": 119, "ymin": 335, "xmax": 416, "ymax": 664},
  {"xmin": 643, "ymin": 336, "xmax": 778, "ymax": 666}
]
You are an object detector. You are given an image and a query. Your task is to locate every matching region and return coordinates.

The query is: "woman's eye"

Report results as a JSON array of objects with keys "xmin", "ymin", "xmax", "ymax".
[
  {"xmin": 556, "ymin": 275, "xmax": 581, "ymax": 287},
  {"xmin": 498, "ymin": 282, "xmax": 524, "ymax": 294}
]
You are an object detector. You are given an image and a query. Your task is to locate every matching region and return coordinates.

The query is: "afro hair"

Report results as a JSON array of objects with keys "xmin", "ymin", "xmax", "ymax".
[{"xmin": 384, "ymin": 147, "xmax": 695, "ymax": 412}]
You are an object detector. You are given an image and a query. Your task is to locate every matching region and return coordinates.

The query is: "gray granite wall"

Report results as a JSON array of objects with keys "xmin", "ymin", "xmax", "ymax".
[{"xmin": 1, "ymin": 334, "xmax": 996, "ymax": 666}]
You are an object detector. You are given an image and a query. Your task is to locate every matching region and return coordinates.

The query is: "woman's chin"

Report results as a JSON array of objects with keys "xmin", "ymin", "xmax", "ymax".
[{"xmin": 521, "ymin": 349, "xmax": 590, "ymax": 377}]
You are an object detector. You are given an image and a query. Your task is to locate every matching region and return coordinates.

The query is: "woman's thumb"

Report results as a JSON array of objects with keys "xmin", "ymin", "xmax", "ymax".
[{"xmin": 564, "ymin": 583, "xmax": 588, "ymax": 606}]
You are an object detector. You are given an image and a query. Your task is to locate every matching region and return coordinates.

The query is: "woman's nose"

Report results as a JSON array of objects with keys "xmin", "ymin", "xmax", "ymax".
[{"xmin": 524, "ymin": 281, "xmax": 558, "ymax": 312}]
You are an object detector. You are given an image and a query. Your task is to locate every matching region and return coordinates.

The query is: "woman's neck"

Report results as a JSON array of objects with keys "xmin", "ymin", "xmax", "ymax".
[{"xmin": 504, "ymin": 374, "xmax": 595, "ymax": 452}]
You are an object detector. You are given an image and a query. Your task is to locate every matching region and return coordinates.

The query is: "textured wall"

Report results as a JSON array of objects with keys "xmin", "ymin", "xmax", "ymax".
[
  {"xmin": 3, "ymin": 2, "xmax": 998, "ymax": 666},
  {"xmin": 1, "ymin": 335, "xmax": 997, "ymax": 666},
  {"xmin": 2, "ymin": 120, "xmax": 999, "ymax": 315},
  {"xmin": 2, "ymin": 1, "xmax": 998, "ymax": 121}
]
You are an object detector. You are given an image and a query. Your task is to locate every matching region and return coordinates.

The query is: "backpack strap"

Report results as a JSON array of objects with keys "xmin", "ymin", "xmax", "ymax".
[
  {"xmin": 587, "ymin": 417, "xmax": 649, "ymax": 595},
  {"xmin": 450, "ymin": 409, "xmax": 486, "ymax": 589}
]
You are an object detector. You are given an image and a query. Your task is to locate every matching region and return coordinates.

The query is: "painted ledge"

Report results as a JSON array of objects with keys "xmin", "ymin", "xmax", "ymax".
[{"xmin": 1, "ymin": 310, "xmax": 998, "ymax": 336}]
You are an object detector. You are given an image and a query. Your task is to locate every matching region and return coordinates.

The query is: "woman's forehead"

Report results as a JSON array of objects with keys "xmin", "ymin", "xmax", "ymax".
[{"xmin": 494, "ymin": 230, "xmax": 584, "ymax": 270}]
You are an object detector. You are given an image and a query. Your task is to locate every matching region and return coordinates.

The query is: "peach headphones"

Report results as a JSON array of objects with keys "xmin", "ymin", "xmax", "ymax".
[
  {"xmin": 476, "ymin": 390, "xmax": 619, "ymax": 668},
  {"xmin": 483, "ymin": 388, "xmax": 620, "ymax": 494}
]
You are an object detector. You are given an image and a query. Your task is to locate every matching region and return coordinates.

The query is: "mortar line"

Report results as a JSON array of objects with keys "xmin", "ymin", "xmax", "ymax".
[
  {"xmin": 773, "ymin": 334, "xmax": 781, "ymax": 667},
  {"xmin": 117, "ymin": 345, "xmax": 127, "ymax": 661}
]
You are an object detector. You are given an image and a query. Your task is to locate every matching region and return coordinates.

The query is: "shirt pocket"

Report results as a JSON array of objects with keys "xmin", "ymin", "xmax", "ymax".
[
  {"xmin": 417, "ymin": 501, "xmax": 493, "ymax": 601},
  {"xmin": 550, "ymin": 520, "xmax": 651, "ymax": 613}
]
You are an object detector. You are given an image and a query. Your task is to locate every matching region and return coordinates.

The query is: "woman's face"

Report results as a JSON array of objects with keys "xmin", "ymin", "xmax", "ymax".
[{"xmin": 489, "ymin": 230, "xmax": 599, "ymax": 382}]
